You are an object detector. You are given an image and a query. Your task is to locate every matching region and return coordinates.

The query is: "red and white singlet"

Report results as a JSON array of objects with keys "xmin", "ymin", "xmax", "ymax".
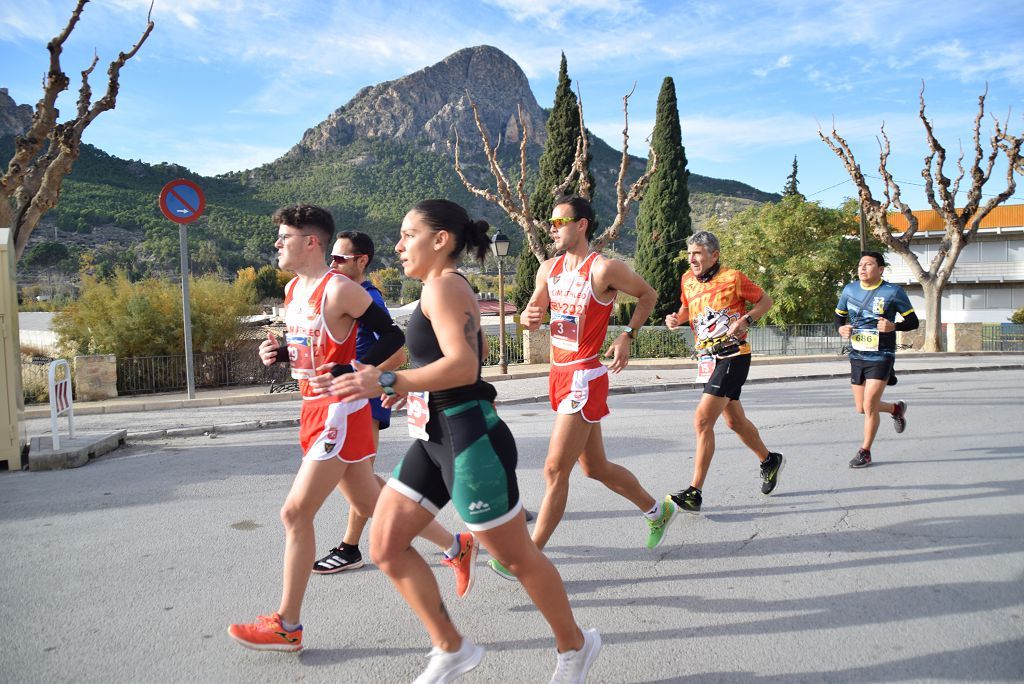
[
  {"xmin": 283, "ymin": 272, "xmax": 365, "ymax": 407},
  {"xmin": 547, "ymin": 252, "xmax": 614, "ymax": 366}
]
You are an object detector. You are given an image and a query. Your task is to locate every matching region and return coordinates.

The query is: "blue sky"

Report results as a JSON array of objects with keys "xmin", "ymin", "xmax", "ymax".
[{"xmin": 2, "ymin": 0, "xmax": 1022, "ymax": 209}]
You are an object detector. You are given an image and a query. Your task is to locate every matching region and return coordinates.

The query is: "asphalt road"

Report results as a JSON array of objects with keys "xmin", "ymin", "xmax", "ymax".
[{"xmin": 1, "ymin": 370, "xmax": 1022, "ymax": 683}]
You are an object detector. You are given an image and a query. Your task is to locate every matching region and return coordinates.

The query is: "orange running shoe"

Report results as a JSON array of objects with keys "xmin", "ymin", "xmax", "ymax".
[
  {"xmin": 441, "ymin": 532, "xmax": 478, "ymax": 599},
  {"xmin": 227, "ymin": 612, "xmax": 303, "ymax": 652}
]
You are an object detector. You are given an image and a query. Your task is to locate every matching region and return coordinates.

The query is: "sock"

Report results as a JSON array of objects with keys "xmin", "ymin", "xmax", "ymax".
[
  {"xmin": 339, "ymin": 542, "xmax": 358, "ymax": 554},
  {"xmin": 281, "ymin": 618, "xmax": 302, "ymax": 632},
  {"xmin": 643, "ymin": 501, "xmax": 663, "ymax": 521},
  {"xmin": 443, "ymin": 533, "xmax": 461, "ymax": 560}
]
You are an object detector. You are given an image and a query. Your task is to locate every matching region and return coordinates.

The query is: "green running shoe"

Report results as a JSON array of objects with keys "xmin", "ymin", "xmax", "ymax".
[
  {"xmin": 487, "ymin": 558, "xmax": 516, "ymax": 582},
  {"xmin": 646, "ymin": 497, "xmax": 678, "ymax": 549},
  {"xmin": 760, "ymin": 452, "xmax": 785, "ymax": 495}
]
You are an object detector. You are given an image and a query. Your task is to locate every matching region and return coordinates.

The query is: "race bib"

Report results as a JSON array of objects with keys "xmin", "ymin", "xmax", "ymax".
[
  {"xmin": 286, "ymin": 332, "xmax": 316, "ymax": 379},
  {"xmin": 851, "ymin": 329, "xmax": 880, "ymax": 352},
  {"xmin": 406, "ymin": 391, "xmax": 430, "ymax": 441},
  {"xmin": 696, "ymin": 355, "xmax": 716, "ymax": 383},
  {"xmin": 550, "ymin": 312, "xmax": 582, "ymax": 352}
]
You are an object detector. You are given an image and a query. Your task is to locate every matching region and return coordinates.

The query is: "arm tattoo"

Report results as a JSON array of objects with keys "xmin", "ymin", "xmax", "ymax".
[{"xmin": 463, "ymin": 309, "xmax": 477, "ymax": 357}]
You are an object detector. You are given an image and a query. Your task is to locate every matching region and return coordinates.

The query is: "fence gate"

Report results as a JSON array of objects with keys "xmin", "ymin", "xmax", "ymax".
[{"xmin": 48, "ymin": 360, "xmax": 75, "ymax": 450}]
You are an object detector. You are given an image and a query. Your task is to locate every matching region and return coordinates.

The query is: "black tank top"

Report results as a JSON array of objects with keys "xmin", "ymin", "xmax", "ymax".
[{"xmin": 406, "ymin": 274, "xmax": 497, "ymax": 409}]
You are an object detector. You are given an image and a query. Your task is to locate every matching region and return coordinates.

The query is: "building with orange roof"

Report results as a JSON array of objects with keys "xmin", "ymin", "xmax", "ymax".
[{"xmin": 884, "ymin": 204, "xmax": 1024, "ymax": 323}]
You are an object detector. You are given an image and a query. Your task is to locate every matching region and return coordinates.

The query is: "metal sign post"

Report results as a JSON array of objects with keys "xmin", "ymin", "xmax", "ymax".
[{"xmin": 159, "ymin": 179, "xmax": 206, "ymax": 400}]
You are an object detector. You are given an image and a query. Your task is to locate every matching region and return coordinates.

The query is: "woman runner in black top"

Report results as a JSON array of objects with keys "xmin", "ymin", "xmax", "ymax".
[{"xmin": 327, "ymin": 199, "xmax": 601, "ymax": 683}]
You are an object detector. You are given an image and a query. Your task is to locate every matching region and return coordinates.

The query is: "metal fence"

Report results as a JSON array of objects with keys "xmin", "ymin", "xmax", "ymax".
[
  {"xmin": 20, "ymin": 358, "xmax": 54, "ymax": 404},
  {"xmin": 606, "ymin": 324, "xmax": 846, "ymax": 358},
  {"xmin": 483, "ymin": 332, "xmax": 525, "ymax": 366},
  {"xmin": 982, "ymin": 324, "xmax": 1024, "ymax": 351},
  {"xmin": 116, "ymin": 350, "xmax": 290, "ymax": 395}
]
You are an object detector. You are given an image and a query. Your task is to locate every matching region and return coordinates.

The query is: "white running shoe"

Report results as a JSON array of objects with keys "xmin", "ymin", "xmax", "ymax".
[
  {"xmin": 550, "ymin": 628, "xmax": 602, "ymax": 683},
  {"xmin": 414, "ymin": 637, "xmax": 485, "ymax": 684}
]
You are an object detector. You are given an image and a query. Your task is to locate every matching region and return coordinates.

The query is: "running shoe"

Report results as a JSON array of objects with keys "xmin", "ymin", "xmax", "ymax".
[
  {"xmin": 849, "ymin": 448, "xmax": 872, "ymax": 468},
  {"xmin": 892, "ymin": 400, "xmax": 907, "ymax": 434},
  {"xmin": 441, "ymin": 532, "xmax": 478, "ymax": 599},
  {"xmin": 487, "ymin": 558, "xmax": 516, "ymax": 582},
  {"xmin": 312, "ymin": 545, "xmax": 364, "ymax": 574},
  {"xmin": 550, "ymin": 628, "xmax": 602, "ymax": 683},
  {"xmin": 227, "ymin": 612, "xmax": 302, "ymax": 652},
  {"xmin": 414, "ymin": 637, "xmax": 485, "ymax": 683},
  {"xmin": 760, "ymin": 452, "xmax": 785, "ymax": 495},
  {"xmin": 670, "ymin": 486, "xmax": 702, "ymax": 513},
  {"xmin": 645, "ymin": 497, "xmax": 678, "ymax": 550}
]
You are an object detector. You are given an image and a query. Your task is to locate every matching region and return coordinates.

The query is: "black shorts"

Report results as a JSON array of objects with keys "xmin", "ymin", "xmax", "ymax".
[
  {"xmin": 703, "ymin": 354, "xmax": 751, "ymax": 400},
  {"xmin": 388, "ymin": 399, "xmax": 521, "ymax": 531},
  {"xmin": 850, "ymin": 357, "xmax": 895, "ymax": 385}
]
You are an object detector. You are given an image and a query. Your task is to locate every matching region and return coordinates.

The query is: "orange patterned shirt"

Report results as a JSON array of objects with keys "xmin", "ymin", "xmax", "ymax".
[{"xmin": 680, "ymin": 267, "xmax": 764, "ymax": 355}]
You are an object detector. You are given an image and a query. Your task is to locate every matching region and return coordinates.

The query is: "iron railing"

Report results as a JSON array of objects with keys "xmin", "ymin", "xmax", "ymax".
[
  {"xmin": 484, "ymin": 332, "xmax": 525, "ymax": 366},
  {"xmin": 982, "ymin": 324, "xmax": 1024, "ymax": 351},
  {"xmin": 116, "ymin": 351, "xmax": 290, "ymax": 395},
  {"xmin": 606, "ymin": 324, "xmax": 846, "ymax": 358}
]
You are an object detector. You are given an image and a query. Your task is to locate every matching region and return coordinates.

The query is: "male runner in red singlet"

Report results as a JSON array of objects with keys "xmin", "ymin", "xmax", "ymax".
[
  {"xmin": 228, "ymin": 205, "xmax": 460, "ymax": 652},
  {"xmin": 489, "ymin": 196, "xmax": 678, "ymax": 579}
]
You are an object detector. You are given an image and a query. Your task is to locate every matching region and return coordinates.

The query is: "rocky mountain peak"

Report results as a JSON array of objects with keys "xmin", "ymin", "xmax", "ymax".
[
  {"xmin": 0, "ymin": 88, "xmax": 34, "ymax": 138},
  {"xmin": 292, "ymin": 45, "xmax": 547, "ymax": 156}
]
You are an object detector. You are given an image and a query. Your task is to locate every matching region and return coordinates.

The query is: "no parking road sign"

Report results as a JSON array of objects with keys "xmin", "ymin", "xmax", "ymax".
[{"xmin": 159, "ymin": 179, "xmax": 206, "ymax": 224}]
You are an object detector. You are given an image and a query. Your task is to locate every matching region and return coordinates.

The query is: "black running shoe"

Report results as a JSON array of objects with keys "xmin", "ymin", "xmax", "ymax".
[
  {"xmin": 312, "ymin": 545, "xmax": 364, "ymax": 574},
  {"xmin": 760, "ymin": 452, "xmax": 785, "ymax": 495},
  {"xmin": 892, "ymin": 401, "xmax": 907, "ymax": 434},
  {"xmin": 670, "ymin": 486, "xmax": 702, "ymax": 513},
  {"xmin": 849, "ymin": 448, "xmax": 872, "ymax": 468}
]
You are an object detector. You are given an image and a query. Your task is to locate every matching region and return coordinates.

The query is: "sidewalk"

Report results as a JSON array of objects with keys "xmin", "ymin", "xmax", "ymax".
[{"xmin": 22, "ymin": 351, "xmax": 1024, "ymax": 441}]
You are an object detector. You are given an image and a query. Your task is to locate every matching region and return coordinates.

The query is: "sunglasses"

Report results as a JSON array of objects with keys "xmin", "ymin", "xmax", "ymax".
[
  {"xmin": 548, "ymin": 217, "xmax": 578, "ymax": 228},
  {"xmin": 331, "ymin": 253, "xmax": 363, "ymax": 265}
]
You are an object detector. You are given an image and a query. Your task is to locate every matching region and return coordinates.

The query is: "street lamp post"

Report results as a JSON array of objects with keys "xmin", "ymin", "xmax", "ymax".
[{"xmin": 491, "ymin": 231, "xmax": 510, "ymax": 374}]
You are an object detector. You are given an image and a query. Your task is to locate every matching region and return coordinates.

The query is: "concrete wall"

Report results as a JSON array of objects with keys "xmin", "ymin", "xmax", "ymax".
[
  {"xmin": 74, "ymin": 355, "xmax": 117, "ymax": 401},
  {"xmin": 523, "ymin": 328, "xmax": 550, "ymax": 364}
]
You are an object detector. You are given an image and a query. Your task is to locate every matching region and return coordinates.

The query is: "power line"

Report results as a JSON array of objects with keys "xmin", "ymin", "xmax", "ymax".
[{"xmin": 805, "ymin": 177, "xmax": 853, "ymax": 198}]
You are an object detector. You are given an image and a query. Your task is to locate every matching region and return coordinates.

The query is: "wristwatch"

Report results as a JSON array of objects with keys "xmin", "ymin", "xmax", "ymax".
[
  {"xmin": 623, "ymin": 326, "xmax": 638, "ymax": 339},
  {"xmin": 743, "ymin": 314, "xmax": 754, "ymax": 326},
  {"xmin": 378, "ymin": 371, "xmax": 397, "ymax": 397}
]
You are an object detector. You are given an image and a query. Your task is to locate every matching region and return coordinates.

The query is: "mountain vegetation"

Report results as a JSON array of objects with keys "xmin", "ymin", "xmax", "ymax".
[{"xmin": 4, "ymin": 45, "xmax": 778, "ymax": 298}]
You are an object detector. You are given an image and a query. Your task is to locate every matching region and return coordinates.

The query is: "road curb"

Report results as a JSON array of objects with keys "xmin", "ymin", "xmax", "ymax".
[{"xmin": 119, "ymin": 363, "xmax": 1024, "ymax": 442}]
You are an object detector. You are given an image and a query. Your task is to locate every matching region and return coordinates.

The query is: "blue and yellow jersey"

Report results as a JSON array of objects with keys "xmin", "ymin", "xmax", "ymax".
[{"xmin": 835, "ymin": 280, "xmax": 914, "ymax": 361}]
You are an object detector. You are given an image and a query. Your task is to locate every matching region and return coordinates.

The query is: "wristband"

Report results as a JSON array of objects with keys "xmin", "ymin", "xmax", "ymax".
[{"xmin": 330, "ymin": 364, "xmax": 354, "ymax": 377}]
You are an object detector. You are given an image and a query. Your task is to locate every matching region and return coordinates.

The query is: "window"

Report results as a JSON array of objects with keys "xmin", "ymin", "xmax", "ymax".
[
  {"xmin": 987, "ymin": 288, "xmax": 1011, "ymax": 309},
  {"xmin": 1012, "ymin": 287, "xmax": 1024, "ymax": 308},
  {"xmin": 980, "ymin": 240, "xmax": 1007, "ymax": 262},
  {"xmin": 942, "ymin": 287, "xmax": 963, "ymax": 310},
  {"xmin": 1008, "ymin": 240, "xmax": 1024, "ymax": 261},
  {"xmin": 958, "ymin": 242, "xmax": 980, "ymax": 262},
  {"xmin": 963, "ymin": 289, "xmax": 986, "ymax": 310}
]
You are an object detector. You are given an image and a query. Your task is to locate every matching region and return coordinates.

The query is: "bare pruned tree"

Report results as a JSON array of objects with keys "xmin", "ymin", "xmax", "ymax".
[
  {"xmin": 0, "ymin": 0, "xmax": 155, "ymax": 261},
  {"xmin": 819, "ymin": 85, "xmax": 1021, "ymax": 352},
  {"xmin": 453, "ymin": 85, "xmax": 656, "ymax": 261}
]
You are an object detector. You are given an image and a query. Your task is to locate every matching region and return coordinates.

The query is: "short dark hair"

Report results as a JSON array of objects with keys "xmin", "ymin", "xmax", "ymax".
[
  {"xmin": 861, "ymin": 251, "xmax": 886, "ymax": 268},
  {"xmin": 412, "ymin": 199, "xmax": 490, "ymax": 263},
  {"xmin": 553, "ymin": 195, "xmax": 597, "ymax": 241},
  {"xmin": 336, "ymin": 230, "xmax": 375, "ymax": 266},
  {"xmin": 272, "ymin": 204, "xmax": 335, "ymax": 250}
]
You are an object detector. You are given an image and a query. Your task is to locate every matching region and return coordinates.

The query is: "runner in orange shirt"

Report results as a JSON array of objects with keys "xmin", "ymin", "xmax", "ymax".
[{"xmin": 665, "ymin": 230, "xmax": 784, "ymax": 512}]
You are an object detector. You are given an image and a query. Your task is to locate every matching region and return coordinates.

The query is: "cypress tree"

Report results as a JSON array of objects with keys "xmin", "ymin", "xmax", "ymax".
[
  {"xmin": 782, "ymin": 155, "xmax": 802, "ymax": 197},
  {"xmin": 634, "ymin": 76, "xmax": 692, "ymax": 323},
  {"xmin": 510, "ymin": 53, "xmax": 593, "ymax": 309}
]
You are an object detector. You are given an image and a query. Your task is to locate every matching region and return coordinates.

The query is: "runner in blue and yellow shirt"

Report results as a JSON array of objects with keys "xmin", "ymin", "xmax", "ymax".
[{"xmin": 835, "ymin": 251, "xmax": 919, "ymax": 468}]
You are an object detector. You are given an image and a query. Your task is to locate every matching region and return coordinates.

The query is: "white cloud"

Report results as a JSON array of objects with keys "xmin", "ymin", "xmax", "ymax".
[{"xmin": 753, "ymin": 54, "xmax": 794, "ymax": 78}]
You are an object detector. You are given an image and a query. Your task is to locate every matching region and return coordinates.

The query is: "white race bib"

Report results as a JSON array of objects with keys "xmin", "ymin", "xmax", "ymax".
[
  {"xmin": 696, "ymin": 356, "xmax": 716, "ymax": 383},
  {"xmin": 550, "ymin": 312, "xmax": 582, "ymax": 352},
  {"xmin": 406, "ymin": 391, "xmax": 430, "ymax": 440},
  {"xmin": 851, "ymin": 328, "xmax": 880, "ymax": 352},
  {"xmin": 286, "ymin": 332, "xmax": 316, "ymax": 379}
]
